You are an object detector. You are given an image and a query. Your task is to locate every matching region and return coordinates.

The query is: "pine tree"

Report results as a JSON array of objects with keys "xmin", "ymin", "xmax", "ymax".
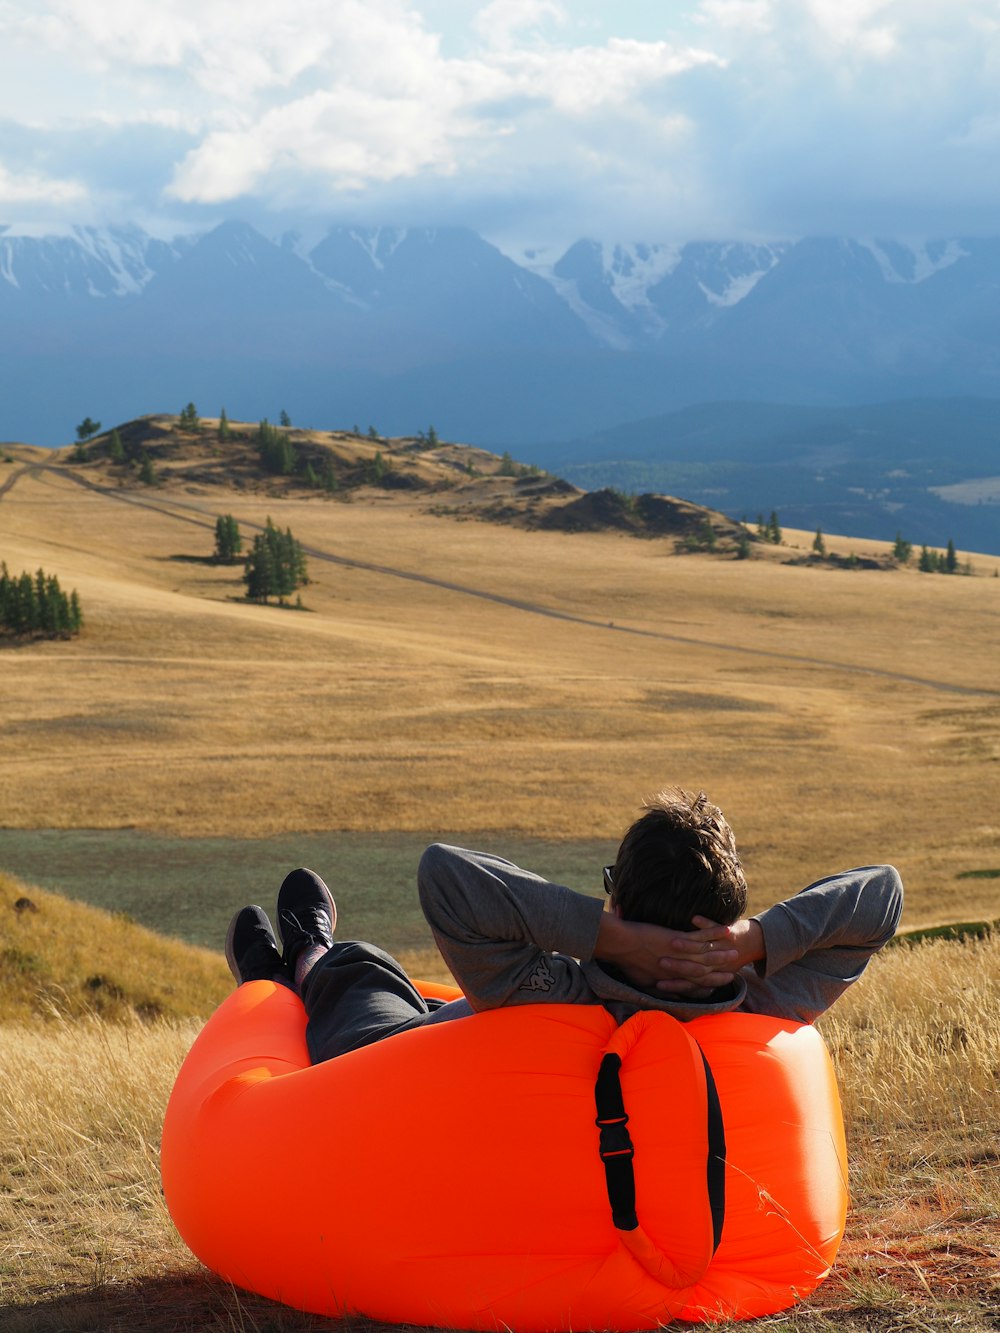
[
  {"xmin": 244, "ymin": 534, "xmax": 277, "ymax": 602},
  {"xmin": 768, "ymin": 511, "xmax": 782, "ymax": 544},
  {"xmin": 280, "ymin": 409, "xmax": 292, "ymax": 428},
  {"xmin": 892, "ymin": 532, "xmax": 912, "ymax": 564},
  {"xmin": 369, "ymin": 451, "xmax": 387, "ymax": 485},
  {"xmin": 812, "ymin": 528, "xmax": 826, "ymax": 557},
  {"xmin": 139, "ymin": 452, "xmax": 157, "ymax": 485},
  {"xmin": 36, "ymin": 569, "xmax": 54, "ymax": 634},
  {"xmin": 918, "ymin": 545, "xmax": 935, "ymax": 573},
  {"xmin": 427, "ymin": 424, "xmax": 439, "ymax": 447},
  {"xmin": 51, "ymin": 576, "xmax": 70, "ymax": 633},
  {"xmin": 179, "ymin": 402, "xmax": 200, "ymax": 432},
  {"xmin": 945, "ymin": 538, "xmax": 958, "ymax": 574},
  {"xmin": 108, "ymin": 429, "xmax": 125, "ymax": 463},
  {"xmin": 0, "ymin": 564, "xmax": 81, "ymax": 638},
  {"xmin": 218, "ymin": 408, "xmax": 232, "ymax": 442},
  {"xmin": 76, "ymin": 417, "xmax": 101, "ymax": 442},
  {"xmin": 257, "ymin": 419, "xmax": 296, "ymax": 475},
  {"xmin": 736, "ymin": 531, "xmax": 752, "ymax": 560},
  {"xmin": 16, "ymin": 572, "xmax": 36, "ymax": 633},
  {"xmin": 243, "ymin": 518, "xmax": 308, "ymax": 604},
  {"xmin": 214, "ymin": 514, "xmax": 242, "ymax": 562},
  {"xmin": 276, "ymin": 527, "xmax": 298, "ymax": 599},
  {"xmin": 288, "ymin": 525, "xmax": 308, "ymax": 587}
]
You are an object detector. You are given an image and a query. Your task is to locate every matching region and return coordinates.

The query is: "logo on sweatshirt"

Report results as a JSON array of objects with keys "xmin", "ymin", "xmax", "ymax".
[{"xmin": 520, "ymin": 958, "xmax": 556, "ymax": 993}]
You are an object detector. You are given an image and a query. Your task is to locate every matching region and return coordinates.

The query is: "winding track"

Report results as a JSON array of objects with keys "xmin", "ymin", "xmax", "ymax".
[{"xmin": 4, "ymin": 461, "xmax": 997, "ymax": 699}]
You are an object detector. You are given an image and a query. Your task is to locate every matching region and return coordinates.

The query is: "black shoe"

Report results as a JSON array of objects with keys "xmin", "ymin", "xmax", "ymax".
[
  {"xmin": 225, "ymin": 905, "xmax": 285, "ymax": 985},
  {"xmin": 276, "ymin": 868, "xmax": 337, "ymax": 970}
]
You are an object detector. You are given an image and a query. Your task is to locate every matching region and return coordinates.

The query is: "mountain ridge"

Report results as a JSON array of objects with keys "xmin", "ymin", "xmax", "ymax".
[
  {"xmin": 3, "ymin": 220, "xmax": 999, "ymax": 553},
  {"xmin": 4, "ymin": 221, "xmax": 1000, "ymax": 416}
]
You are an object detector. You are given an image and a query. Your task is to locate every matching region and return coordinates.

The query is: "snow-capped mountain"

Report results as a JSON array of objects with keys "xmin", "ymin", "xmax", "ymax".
[
  {"xmin": 0, "ymin": 224, "xmax": 184, "ymax": 299},
  {"xmin": 516, "ymin": 239, "xmax": 791, "ymax": 346},
  {"xmin": 3, "ymin": 221, "xmax": 1000, "ymax": 450}
]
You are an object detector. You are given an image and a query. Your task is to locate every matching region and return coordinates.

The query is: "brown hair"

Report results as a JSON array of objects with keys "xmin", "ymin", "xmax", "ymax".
[{"xmin": 610, "ymin": 788, "xmax": 747, "ymax": 931}]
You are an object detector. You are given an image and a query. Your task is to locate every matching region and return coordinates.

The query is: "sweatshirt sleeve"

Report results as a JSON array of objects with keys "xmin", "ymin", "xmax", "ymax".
[
  {"xmin": 743, "ymin": 864, "xmax": 903, "ymax": 1024},
  {"xmin": 417, "ymin": 843, "xmax": 607, "ymax": 1012}
]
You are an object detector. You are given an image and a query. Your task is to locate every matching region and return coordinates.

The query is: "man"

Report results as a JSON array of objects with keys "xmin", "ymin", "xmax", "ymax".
[{"xmin": 225, "ymin": 788, "xmax": 903, "ymax": 1064}]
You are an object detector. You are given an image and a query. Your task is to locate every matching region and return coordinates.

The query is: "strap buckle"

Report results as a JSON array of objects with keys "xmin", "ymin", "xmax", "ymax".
[{"xmin": 596, "ymin": 1113, "xmax": 634, "ymax": 1161}]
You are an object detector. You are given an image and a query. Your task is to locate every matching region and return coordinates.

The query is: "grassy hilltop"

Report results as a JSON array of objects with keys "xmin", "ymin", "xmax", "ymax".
[{"xmin": 1, "ymin": 413, "xmax": 998, "ymax": 1329}]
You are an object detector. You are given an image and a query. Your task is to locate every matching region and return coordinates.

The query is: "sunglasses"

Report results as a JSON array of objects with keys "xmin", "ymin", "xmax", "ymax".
[{"xmin": 603, "ymin": 865, "xmax": 615, "ymax": 896}]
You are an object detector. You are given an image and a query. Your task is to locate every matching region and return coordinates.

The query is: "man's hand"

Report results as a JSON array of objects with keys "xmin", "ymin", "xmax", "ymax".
[
  {"xmin": 595, "ymin": 912, "xmax": 742, "ymax": 994},
  {"xmin": 690, "ymin": 916, "xmax": 766, "ymax": 975}
]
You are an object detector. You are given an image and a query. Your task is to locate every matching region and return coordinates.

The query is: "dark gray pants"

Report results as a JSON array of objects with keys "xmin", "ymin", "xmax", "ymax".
[{"xmin": 299, "ymin": 941, "xmax": 433, "ymax": 1063}]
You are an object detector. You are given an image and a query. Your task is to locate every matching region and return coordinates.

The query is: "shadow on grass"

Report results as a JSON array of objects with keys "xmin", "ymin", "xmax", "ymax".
[
  {"xmin": 10, "ymin": 1276, "xmax": 991, "ymax": 1333},
  {"xmin": 3, "ymin": 1271, "xmax": 338, "ymax": 1333}
]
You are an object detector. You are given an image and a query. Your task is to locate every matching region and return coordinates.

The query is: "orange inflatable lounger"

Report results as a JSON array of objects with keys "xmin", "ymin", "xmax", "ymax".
[{"xmin": 161, "ymin": 981, "xmax": 848, "ymax": 1329}]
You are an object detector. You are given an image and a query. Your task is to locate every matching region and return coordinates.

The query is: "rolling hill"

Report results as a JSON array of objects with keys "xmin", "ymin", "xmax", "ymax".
[{"xmin": 1, "ymin": 414, "xmax": 998, "ymax": 932}]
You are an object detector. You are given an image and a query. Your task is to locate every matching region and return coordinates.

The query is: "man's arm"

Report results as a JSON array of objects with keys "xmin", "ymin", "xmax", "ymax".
[
  {"xmin": 417, "ymin": 844, "xmax": 738, "ymax": 1011},
  {"xmin": 726, "ymin": 864, "xmax": 903, "ymax": 1023}
]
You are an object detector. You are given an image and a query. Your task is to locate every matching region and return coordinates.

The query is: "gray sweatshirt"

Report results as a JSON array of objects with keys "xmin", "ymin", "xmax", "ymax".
[{"xmin": 417, "ymin": 845, "xmax": 903, "ymax": 1027}]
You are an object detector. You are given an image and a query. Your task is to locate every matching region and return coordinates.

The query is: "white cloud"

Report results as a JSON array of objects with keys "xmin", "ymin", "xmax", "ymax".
[
  {"xmin": 493, "ymin": 39, "xmax": 723, "ymax": 115},
  {"xmin": 473, "ymin": 0, "xmax": 566, "ymax": 49},
  {"xmin": 160, "ymin": 7, "xmax": 720, "ymax": 204},
  {"xmin": 0, "ymin": 161, "xmax": 86, "ymax": 205},
  {"xmin": 695, "ymin": 1, "xmax": 773, "ymax": 34},
  {"xmin": 169, "ymin": 86, "xmax": 478, "ymax": 201},
  {"xmin": 2, "ymin": 0, "xmax": 1000, "ymax": 242}
]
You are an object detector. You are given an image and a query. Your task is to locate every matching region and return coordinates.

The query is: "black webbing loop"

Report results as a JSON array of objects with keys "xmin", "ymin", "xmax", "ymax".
[
  {"xmin": 697, "ymin": 1048, "xmax": 727, "ymax": 1254},
  {"xmin": 594, "ymin": 1052, "xmax": 638, "ymax": 1231},
  {"xmin": 594, "ymin": 1043, "xmax": 728, "ymax": 1249}
]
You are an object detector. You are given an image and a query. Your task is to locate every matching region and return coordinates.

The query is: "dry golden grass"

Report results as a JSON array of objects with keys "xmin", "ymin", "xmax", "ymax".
[
  {"xmin": 0, "ymin": 870, "xmax": 231, "ymax": 1023},
  {"xmin": 1, "ymin": 459, "xmax": 999, "ymax": 931},
  {"xmin": 1, "ymin": 931, "xmax": 996, "ymax": 1331}
]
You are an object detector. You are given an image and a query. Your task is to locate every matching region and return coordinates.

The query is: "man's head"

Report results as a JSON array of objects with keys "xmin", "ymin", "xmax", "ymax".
[{"xmin": 607, "ymin": 788, "xmax": 747, "ymax": 931}]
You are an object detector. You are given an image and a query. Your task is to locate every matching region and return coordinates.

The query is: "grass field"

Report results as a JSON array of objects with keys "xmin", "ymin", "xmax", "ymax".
[
  {"xmin": 2, "ymin": 899, "xmax": 997, "ymax": 1332},
  {"xmin": 2, "ymin": 451, "xmax": 998, "ymax": 928},
  {"xmin": 1, "ymin": 436, "xmax": 999, "ymax": 1329},
  {"xmin": 0, "ymin": 827, "xmax": 617, "ymax": 954}
]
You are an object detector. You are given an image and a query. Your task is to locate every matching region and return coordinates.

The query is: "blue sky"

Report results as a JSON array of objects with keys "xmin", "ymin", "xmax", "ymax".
[{"xmin": 1, "ymin": 1, "xmax": 998, "ymax": 251}]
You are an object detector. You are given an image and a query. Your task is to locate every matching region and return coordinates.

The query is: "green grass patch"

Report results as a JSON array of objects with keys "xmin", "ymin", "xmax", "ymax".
[
  {"xmin": 956, "ymin": 867, "xmax": 1000, "ymax": 879},
  {"xmin": 0, "ymin": 828, "xmax": 616, "ymax": 956},
  {"xmin": 891, "ymin": 918, "xmax": 997, "ymax": 946}
]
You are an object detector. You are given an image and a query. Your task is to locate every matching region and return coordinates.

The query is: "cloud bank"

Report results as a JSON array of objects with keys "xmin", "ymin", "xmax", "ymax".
[{"xmin": 0, "ymin": 0, "xmax": 998, "ymax": 246}]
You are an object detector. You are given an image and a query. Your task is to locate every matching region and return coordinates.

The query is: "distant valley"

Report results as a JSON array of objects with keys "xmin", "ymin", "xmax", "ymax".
[{"xmin": 532, "ymin": 397, "xmax": 1000, "ymax": 556}]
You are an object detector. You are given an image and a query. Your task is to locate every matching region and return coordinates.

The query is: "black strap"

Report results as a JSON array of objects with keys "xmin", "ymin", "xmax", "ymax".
[
  {"xmin": 698, "ymin": 1047, "xmax": 727, "ymax": 1253},
  {"xmin": 593, "ymin": 1046, "xmax": 727, "ymax": 1251},
  {"xmin": 594, "ymin": 1052, "xmax": 638, "ymax": 1231}
]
